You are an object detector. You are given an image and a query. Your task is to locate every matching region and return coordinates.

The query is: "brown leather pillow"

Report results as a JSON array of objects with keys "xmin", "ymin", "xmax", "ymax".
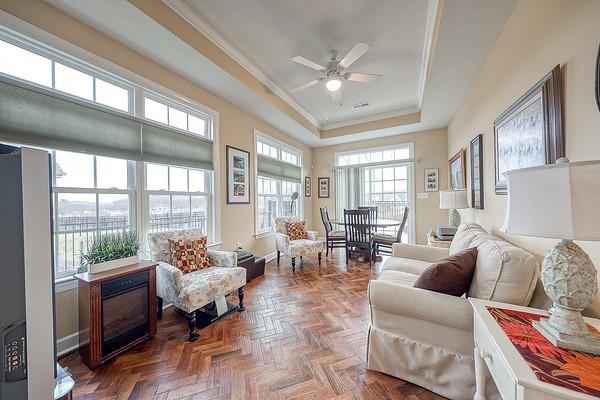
[{"xmin": 413, "ymin": 247, "xmax": 478, "ymax": 296}]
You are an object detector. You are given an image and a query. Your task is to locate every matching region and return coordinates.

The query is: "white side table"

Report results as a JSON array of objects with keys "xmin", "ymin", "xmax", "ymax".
[{"xmin": 470, "ymin": 298, "xmax": 600, "ymax": 400}]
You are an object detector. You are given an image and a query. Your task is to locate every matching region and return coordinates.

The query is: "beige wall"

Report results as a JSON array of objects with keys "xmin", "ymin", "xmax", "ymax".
[
  {"xmin": 0, "ymin": 0, "xmax": 313, "ymax": 348},
  {"xmin": 447, "ymin": 0, "xmax": 600, "ymax": 314},
  {"xmin": 312, "ymin": 128, "xmax": 449, "ymax": 245}
]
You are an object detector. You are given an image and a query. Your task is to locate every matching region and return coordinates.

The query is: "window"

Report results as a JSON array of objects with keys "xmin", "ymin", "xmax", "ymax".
[
  {"xmin": 256, "ymin": 177, "xmax": 301, "ymax": 234},
  {"xmin": 334, "ymin": 144, "xmax": 414, "ymax": 242},
  {"xmin": 144, "ymin": 96, "xmax": 209, "ymax": 138},
  {"xmin": 255, "ymin": 136, "xmax": 302, "ymax": 234},
  {"xmin": 52, "ymin": 151, "xmax": 135, "ymax": 277},
  {"xmin": 0, "ymin": 38, "xmax": 131, "ymax": 112},
  {"xmin": 144, "ymin": 163, "xmax": 213, "ymax": 239}
]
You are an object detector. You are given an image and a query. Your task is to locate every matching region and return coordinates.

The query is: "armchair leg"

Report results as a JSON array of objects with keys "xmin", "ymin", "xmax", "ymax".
[
  {"xmin": 157, "ymin": 297, "xmax": 163, "ymax": 320},
  {"xmin": 277, "ymin": 250, "xmax": 280, "ymax": 265},
  {"xmin": 318, "ymin": 252, "xmax": 322, "ymax": 266},
  {"xmin": 184, "ymin": 311, "xmax": 199, "ymax": 342},
  {"xmin": 291, "ymin": 257, "xmax": 296, "ymax": 272},
  {"xmin": 238, "ymin": 286, "xmax": 246, "ymax": 312}
]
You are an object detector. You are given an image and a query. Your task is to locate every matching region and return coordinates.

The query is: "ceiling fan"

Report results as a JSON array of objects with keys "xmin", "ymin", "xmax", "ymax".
[{"xmin": 291, "ymin": 42, "xmax": 382, "ymax": 103}]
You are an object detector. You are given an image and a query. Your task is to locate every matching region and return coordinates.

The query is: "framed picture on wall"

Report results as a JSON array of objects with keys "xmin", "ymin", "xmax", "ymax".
[
  {"xmin": 448, "ymin": 149, "xmax": 466, "ymax": 190},
  {"xmin": 470, "ymin": 134, "xmax": 484, "ymax": 209},
  {"xmin": 424, "ymin": 168, "xmax": 439, "ymax": 192},
  {"xmin": 318, "ymin": 177, "xmax": 330, "ymax": 198},
  {"xmin": 494, "ymin": 65, "xmax": 564, "ymax": 194},
  {"xmin": 305, "ymin": 176, "xmax": 311, "ymax": 197},
  {"xmin": 595, "ymin": 43, "xmax": 599, "ymax": 112},
  {"xmin": 226, "ymin": 145, "xmax": 250, "ymax": 204}
]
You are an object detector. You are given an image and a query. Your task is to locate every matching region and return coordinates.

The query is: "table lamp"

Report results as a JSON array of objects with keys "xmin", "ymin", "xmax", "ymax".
[
  {"xmin": 502, "ymin": 158, "xmax": 600, "ymax": 354},
  {"xmin": 439, "ymin": 190, "xmax": 469, "ymax": 227}
]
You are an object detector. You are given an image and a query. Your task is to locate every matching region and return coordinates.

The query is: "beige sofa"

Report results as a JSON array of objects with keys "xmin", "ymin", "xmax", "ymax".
[{"xmin": 367, "ymin": 223, "xmax": 544, "ymax": 400}]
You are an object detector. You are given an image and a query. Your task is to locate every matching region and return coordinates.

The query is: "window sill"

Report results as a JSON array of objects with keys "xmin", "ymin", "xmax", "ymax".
[
  {"xmin": 55, "ymin": 276, "xmax": 78, "ymax": 293},
  {"xmin": 254, "ymin": 231, "xmax": 274, "ymax": 239}
]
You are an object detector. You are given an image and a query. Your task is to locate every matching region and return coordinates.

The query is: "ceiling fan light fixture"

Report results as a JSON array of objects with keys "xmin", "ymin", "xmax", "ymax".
[{"xmin": 325, "ymin": 77, "xmax": 342, "ymax": 92}]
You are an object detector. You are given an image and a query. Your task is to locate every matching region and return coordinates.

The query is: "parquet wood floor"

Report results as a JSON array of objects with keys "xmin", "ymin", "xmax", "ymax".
[{"xmin": 60, "ymin": 252, "xmax": 446, "ymax": 400}]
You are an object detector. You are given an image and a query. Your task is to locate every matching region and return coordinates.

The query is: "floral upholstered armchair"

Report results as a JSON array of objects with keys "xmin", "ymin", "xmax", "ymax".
[
  {"xmin": 274, "ymin": 217, "xmax": 324, "ymax": 271},
  {"xmin": 147, "ymin": 228, "xmax": 246, "ymax": 341}
]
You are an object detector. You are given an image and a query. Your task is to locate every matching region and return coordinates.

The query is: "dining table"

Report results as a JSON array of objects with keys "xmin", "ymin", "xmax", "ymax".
[{"xmin": 330, "ymin": 218, "xmax": 403, "ymax": 228}]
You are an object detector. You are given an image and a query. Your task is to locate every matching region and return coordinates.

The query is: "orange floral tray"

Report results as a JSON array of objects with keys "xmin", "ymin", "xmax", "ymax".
[{"xmin": 487, "ymin": 307, "xmax": 600, "ymax": 397}]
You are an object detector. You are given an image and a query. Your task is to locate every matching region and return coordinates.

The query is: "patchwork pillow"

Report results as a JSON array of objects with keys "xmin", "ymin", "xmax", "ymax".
[
  {"xmin": 169, "ymin": 238, "xmax": 210, "ymax": 274},
  {"xmin": 285, "ymin": 221, "xmax": 309, "ymax": 241}
]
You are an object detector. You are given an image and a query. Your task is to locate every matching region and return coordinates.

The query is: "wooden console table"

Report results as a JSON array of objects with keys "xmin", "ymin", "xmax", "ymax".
[{"xmin": 75, "ymin": 261, "xmax": 157, "ymax": 368}]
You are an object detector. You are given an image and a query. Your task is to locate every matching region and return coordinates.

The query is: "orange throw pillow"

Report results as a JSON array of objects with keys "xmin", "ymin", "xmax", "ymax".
[
  {"xmin": 169, "ymin": 238, "xmax": 210, "ymax": 274},
  {"xmin": 286, "ymin": 221, "xmax": 308, "ymax": 241}
]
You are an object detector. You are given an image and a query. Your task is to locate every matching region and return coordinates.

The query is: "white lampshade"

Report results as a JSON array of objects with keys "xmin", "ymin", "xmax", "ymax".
[
  {"xmin": 501, "ymin": 160, "xmax": 600, "ymax": 241},
  {"xmin": 439, "ymin": 190, "xmax": 469, "ymax": 209}
]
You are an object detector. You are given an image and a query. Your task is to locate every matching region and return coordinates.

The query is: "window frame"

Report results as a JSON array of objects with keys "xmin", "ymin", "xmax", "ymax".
[
  {"xmin": 143, "ymin": 92, "xmax": 212, "ymax": 139},
  {"xmin": 335, "ymin": 143, "xmax": 413, "ymax": 167},
  {"xmin": 254, "ymin": 132, "xmax": 303, "ymax": 236}
]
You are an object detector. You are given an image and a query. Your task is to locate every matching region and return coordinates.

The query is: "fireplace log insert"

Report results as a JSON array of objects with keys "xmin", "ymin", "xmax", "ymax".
[{"xmin": 75, "ymin": 261, "xmax": 157, "ymax": 369}]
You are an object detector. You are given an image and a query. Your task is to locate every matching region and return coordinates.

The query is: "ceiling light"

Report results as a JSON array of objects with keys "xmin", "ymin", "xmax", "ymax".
[{"xmin": 325, "ymin": 77, "xmax": 342, "ymax": 92}]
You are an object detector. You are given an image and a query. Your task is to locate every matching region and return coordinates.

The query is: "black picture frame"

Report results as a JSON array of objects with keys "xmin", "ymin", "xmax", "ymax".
[
  {"xmin": 470, "ymin": 134, "xmax": 484, "ymax": 209},
  {"xmin": 226, "ymin": 145, "xmax": 250, "ymax": 204},
  {"xmin": 595, "ymin": 45, "xmax": 600, "ymax": 111},
  {"xmin": 493, "ymin": 65, "xmax": 564, "ymax": 194}
]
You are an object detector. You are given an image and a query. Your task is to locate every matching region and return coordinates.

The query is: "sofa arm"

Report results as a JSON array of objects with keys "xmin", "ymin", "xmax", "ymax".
[
  {"xmin": 392, "ymin": 243, "xmax": 449, "ymax": 262},
  {"xmin": 275, "ymin": 232, "xmax": 290, "ymax": 252},
  {"xmin": 156, "ymin": 262, "xmax": 184, "ymax": 304},
  {"xmin": 368, "ymin": 280, "xmax": 473, "ymax": 332},
  {"xmin": 208, "ymin": 250, "xmax": 238, "ymax": 267},
  {"xmin": 306, "ymin": 230, "xmax": 318, "ymax": 241}
]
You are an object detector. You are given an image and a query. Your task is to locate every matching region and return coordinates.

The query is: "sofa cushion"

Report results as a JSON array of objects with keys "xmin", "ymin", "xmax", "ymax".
[
  {"xmin": 378, "ymin": 270, "xmax": 419, "ymax": 287},
  {"xmin": 414, "ymin": 248, "xmax": 477, "ymax": 296},
  {"xmin": 178, "ymin": 266, "xmax": 246, "ymax": 312},
  {"xmin": 468, "ymin": 236, "xmax": 538, "ymax": 306},
  {"xmin": 382, "ymin": 257, "xmax": 432, "ymax": 276},
  {"xmin": 286, "ymin": 220, "xmax": 309, "ymax": 240},
  {"xmin": 449, "ymin": 223, "xmax": 487, "ymax": 255}
]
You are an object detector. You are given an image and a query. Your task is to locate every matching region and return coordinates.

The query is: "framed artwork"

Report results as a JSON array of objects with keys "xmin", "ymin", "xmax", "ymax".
[
  {"xmin": 470, "ymin": 134, "xmax": 484, "ymax": 209},
  {"xmin": 318, "ymin": 177, "xmax": 330, "ymax": 198},
  {"xmin": 424, "ymin": 168, "xmax": 439, "ymax": 192},
  {"xmin": 448, "ymin": 149, "xmax": 466, "ymax": 190},
  {"xmin": 304, "ymin": 176, "xmax": 311, "ymax": 197},
  {"xmin": 226, "ymin": 145, "xmax": 250, "ymax": 204},
  {"xmin": 596, "ymin": 43, "xmax": 600, "ymax": 112},
  {"xmin": 494, "ymin": 65, "xmax": 564, "ymax": 194}
]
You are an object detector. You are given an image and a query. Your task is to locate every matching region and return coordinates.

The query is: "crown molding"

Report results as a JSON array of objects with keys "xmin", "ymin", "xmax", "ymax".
[
  {"xmin": 162, "ymin": 0, "xmax": 322, "ymax": 129},
  {"xmin": 321, "ymin": 107, "xmax": 420, "ymax": 130},
  {"xmin": 417, "ymin": 0, "xmax": 444, "ymax": 109}
]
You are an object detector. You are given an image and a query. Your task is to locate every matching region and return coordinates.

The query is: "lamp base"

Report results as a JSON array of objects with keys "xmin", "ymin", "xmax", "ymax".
[
  {"xmin": 533, "ymin": 317, "xmax": 600, "ymax": 355},
  {"xmin": 449, "ymin": 208, "xmax": 461, "ymax": 227}
]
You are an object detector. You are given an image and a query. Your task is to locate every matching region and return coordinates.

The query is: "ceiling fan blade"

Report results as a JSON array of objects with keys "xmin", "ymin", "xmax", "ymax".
[
  {"xmin": 291, "ymin": 56, "xmax": 326, "ymax": 71},
  {"xmin": 330, "ymin": 88, "xmax": 342, "ymax": 107},
  {"xmin": 339, "ymin": 42, "xmax": 370, "ymax": 69},
  {"xmin": 291, "ymin": 79, "xmax": 320, "ymax": 92},
  {"xmin": 344, "ymin": 72, "xmax": 382, "ymax": 83}
]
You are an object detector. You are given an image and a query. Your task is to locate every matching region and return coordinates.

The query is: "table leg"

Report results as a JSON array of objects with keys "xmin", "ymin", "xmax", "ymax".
[{"xmin": 474, "ymin": 345, "xmax": 487, "ymax": 400}]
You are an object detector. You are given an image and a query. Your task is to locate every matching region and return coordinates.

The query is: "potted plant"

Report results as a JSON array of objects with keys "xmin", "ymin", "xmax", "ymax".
[{"xmin": 83, "ymin": 230, "xmax": 141, "ymax": 274}]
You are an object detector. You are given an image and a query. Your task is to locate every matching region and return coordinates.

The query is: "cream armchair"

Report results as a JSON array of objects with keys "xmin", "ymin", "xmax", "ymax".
[
  {"xmin": 274, "ymin": 217, "xmax": 324, "ymax": 271},
  {"xmin": 147, "ymin": 228, "xmax": 246, "ymax": 341}
]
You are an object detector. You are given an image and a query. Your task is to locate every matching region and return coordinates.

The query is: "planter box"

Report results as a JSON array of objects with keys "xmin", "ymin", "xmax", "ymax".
[{"xmin": 89, "ymin": 255, "xmax": 139, "ymax": 274}]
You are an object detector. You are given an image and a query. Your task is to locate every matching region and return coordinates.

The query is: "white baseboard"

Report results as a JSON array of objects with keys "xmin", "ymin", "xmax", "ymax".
[
  {"xmin": 57, "ymin": 332, "xmax": 79, "ymax": 357},
  {"xmin": 262, "ymin": 251, "xmax": 277, "ymax": 262}
]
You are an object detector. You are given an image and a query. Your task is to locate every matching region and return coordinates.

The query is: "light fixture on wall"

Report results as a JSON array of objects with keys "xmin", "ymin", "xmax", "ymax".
[{"xmin": 325, "ymin": 76, "xmax": 342, "ymax": 92}]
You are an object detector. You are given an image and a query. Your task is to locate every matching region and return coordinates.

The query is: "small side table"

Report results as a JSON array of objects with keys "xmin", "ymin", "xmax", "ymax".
[
  {"xmin": 470, "ymin": 298, "xmax": 600, "ymax": 400},
  {"xmin": 426, "ymin": 233, "xmax": 452, "ymax": 248}
]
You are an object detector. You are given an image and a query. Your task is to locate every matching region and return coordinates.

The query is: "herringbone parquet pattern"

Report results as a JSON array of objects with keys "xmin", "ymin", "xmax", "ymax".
[{"xmin": 60, "ymin": 253, "xmax": 445, "ymax": 400}]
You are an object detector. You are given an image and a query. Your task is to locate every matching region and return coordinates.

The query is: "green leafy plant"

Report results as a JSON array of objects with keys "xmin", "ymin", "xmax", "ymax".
[{"xmin": 82, "ymin": 230, "xmax": 140, "ymax": 265}]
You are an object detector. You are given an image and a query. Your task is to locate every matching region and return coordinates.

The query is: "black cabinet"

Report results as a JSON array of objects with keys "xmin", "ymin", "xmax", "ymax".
[{"xmin": 236, "ymin": 251, "xmax": 265, "ymax": 282}]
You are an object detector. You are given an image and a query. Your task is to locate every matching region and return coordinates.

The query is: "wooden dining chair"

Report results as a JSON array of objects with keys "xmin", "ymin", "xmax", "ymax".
[
  {"xmin": 372, "ymin": 207, "xmax": 409, "ymax": 258},
  {"xmin": 344, "ymin": 208, "xmax": 373, "ymax": 267},
  {"xmin": 358, "ymin": 206, "xmax": 378, "ymax": 232},
  {"xmin": 320, "ymin": 207, "xmax": 346, "ymax": 256}
]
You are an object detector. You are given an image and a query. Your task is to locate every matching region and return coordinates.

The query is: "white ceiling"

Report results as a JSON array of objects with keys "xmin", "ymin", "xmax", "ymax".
[
  {"xmin": 43, "ymin": 0, "xmax": 517, "ymax": 147},
  {"xmin": 182, "ymin": 0, "xmax": 428, "ymax": 127}
]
